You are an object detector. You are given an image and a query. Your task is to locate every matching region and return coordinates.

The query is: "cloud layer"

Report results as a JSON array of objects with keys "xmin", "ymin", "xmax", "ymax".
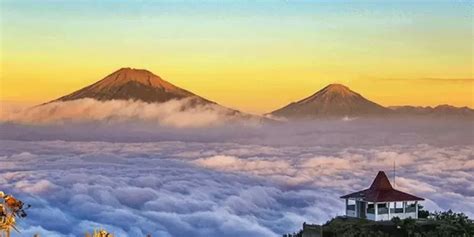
[
  {"xmin": 1, "ymin": 103, "xmax": 472, "ymax": 236},
  {"xmin": 0, "ymin": 98, "xmax": 259, "ymax": 128},
  {"xmin": 0, "ymin": 136, "xmax": 473, "ymax": 236}
]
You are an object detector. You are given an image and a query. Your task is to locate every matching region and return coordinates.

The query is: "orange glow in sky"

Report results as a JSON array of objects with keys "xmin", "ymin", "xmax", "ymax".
[{"xmin": 1, "ymin": 1, "xmax": 472, "ymax": 114}]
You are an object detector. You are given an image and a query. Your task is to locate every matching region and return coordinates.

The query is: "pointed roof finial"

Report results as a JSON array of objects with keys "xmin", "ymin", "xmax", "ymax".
[{"xmin": 369, "ymin": 171, "xmax": 393, "ymax": 191}]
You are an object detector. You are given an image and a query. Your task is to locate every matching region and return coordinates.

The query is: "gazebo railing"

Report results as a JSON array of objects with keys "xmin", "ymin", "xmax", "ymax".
[
  {"xmin": 406, "ymin": 206, "xmax": 416, "ymax": 213},
  {"xmin": 391, "ymin": 208, "xmax": 404, "ymax": 213},
  {"xmin": 378, "ymin": 207, "xmax": 388, "ymax": 214}
]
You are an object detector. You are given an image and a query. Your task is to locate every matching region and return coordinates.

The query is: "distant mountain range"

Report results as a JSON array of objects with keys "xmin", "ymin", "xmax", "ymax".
[
  {"xmin": 388, "ymin": 105, "xmax": 474, "ymax": 117},
  {"xmin": 49, "ymin": 67, "xmax": 473, "ymax": 121}
]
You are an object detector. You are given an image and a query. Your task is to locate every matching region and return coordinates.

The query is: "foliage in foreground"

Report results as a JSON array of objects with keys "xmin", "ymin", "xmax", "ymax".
[{"xmin": 321, "ymin": 210, "xmax": 474, "ymax": 237}]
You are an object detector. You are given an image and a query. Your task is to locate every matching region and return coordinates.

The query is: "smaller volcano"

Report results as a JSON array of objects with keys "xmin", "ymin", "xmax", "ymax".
[{"xmin": 270, "ymin": 84, "xmax": 390, "ymax": 119}]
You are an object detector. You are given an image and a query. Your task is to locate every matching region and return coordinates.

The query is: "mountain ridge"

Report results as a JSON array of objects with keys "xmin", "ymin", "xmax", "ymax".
[{"xmin": 388, "ymin": 104, "xmax": 474, "ymax": 117}]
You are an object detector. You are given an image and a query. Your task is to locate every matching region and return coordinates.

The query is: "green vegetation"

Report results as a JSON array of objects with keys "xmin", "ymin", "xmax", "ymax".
[
  {"xmin": 284, "ymin": 210, "xmax": 474, "ymax": 237},
  {"xmin": 321, "ymin": 210, "xmax": 474, "ymax": 237},
  {"xmin": 417, "ymin": 205, "xmax": 429, "ymax": 219}
]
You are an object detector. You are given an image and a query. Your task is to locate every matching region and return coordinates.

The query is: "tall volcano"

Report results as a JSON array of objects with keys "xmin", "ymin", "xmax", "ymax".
[
  {"xmin": 270, "ymin": 84, "xmax": 390, "ymax": 119},
  {"xmin": 55, "ymin": 67, "xmax": 212, "ymax": 104},
  {"xmin": 45, "ymin": 67, "xmax": 268, "ymax": 126}
]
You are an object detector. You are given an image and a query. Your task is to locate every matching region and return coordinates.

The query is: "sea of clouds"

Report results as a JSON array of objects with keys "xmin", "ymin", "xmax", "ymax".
[{"xmin": 0, "ymin": 100, "xmax": 473, "ymax": 236}]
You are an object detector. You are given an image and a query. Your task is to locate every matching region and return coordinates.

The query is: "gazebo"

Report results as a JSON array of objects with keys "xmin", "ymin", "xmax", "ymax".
[{"xmin": 340, "ymin": 171, "xmax": 424, "ymax": 221}]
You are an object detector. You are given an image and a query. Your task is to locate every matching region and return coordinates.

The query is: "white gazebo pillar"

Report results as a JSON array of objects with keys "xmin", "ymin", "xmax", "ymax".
[
  {"xmin": 388, "ymin": 202, "xmax": 391, "ymax": 219},
  {"xmin": 415, "ymin": 201, "xmax": 418, "ymax": 219},
  {"xmin": 365, "ymin": 201, "xmax": 367, "ymax": 218},
  {"xmin": 345, "ymin": 199, "xmax": 348, "ymax": 216},
  {"xmin": 355, "ymin": 200, "xmax": 358, "ymax": 218},
  {"xmin": 374, "ymin": 202, "xmax": 378, "ymax": 221}
]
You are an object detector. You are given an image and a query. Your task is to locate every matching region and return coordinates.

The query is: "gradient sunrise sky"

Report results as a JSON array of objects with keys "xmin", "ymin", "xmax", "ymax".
[{"xmin": 1, "ymin": 0, "xmax": 472, "ymax": 114}]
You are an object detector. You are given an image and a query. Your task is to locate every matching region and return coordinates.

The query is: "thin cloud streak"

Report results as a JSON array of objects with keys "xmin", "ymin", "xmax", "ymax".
[{"xmin": 378, "ymin": 77, "xmax": 474, "ymax": 83}]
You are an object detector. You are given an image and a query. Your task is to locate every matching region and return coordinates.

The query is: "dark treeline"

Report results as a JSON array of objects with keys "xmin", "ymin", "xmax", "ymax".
[{"xmin": 285, "ymin": 210, "xmax": 474, "ymax": 237}]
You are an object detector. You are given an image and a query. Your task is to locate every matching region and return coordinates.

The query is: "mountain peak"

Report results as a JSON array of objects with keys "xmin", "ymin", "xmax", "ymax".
[
  {"xmin": 318, "ymin": 84, "xmax": 354, "ymax": 97},
  {"xmin": 115, "ymin": 67, "xmax": 153, "ymax": 75},
  {"xmin": 100, "ymin": 67, "xmax": 176, "ymax": 90},
  {"xmin": 325, "ymin": 83, "xmax": 350, "ymax": 90},
  {"xmin": 302, "ymin": 83, "xmax": 358, "ymax": 103}
]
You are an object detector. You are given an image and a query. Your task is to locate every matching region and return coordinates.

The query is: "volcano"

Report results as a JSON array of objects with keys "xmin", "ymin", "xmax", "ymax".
[
  {"xmin": 46, "ymin": 67, "xmax": 268, "ymax": 125},
  {"xmin": 55, "ymin": 67, "xmax": 213, "ymax": 104},
  {"xmin": 270, "ymin": 84, "xmax": 390, "ymax": 119}
]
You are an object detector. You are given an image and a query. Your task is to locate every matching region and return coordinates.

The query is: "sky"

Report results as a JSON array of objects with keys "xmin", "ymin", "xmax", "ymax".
[{"xmin": 1, "ymin": 0, "xmax": 473, "ymax": 114}]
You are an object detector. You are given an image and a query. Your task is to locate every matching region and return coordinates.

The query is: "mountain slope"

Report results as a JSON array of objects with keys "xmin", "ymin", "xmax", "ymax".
[
  {"xmin": 270, "ymin": 84, "xmax": 390, "ymax": 119},
  {"xmin": 55, "ymin": 67, "xmax": 212, "ymax": 104}
]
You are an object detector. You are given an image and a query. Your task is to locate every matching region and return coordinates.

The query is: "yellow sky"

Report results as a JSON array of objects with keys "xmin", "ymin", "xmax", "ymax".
[{"xmin": 1, "ymin": 1, "xmax": 473, "ymax": 114}]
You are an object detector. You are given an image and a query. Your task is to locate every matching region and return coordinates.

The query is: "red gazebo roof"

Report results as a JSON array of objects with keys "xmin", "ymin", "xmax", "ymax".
[{"xmin": 340, "ymin": 171, "xmax": 424, "ymax": 202}]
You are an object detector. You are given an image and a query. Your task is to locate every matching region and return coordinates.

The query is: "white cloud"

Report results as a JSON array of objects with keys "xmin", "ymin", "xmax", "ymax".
[
  {"xmin": 0, "ymin": 120, "xmax": 472, "ymax": 236},
  {"xmin": 15, "ymin": 179, "xmax": 58, "ymax": 194},
  {"xmin": 0, "ymin": 98, "xmax": 260, "ymax": 128},
  {"xmin": 194, "ymin": 155, "xmax": 293, "ymax": 175}
]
